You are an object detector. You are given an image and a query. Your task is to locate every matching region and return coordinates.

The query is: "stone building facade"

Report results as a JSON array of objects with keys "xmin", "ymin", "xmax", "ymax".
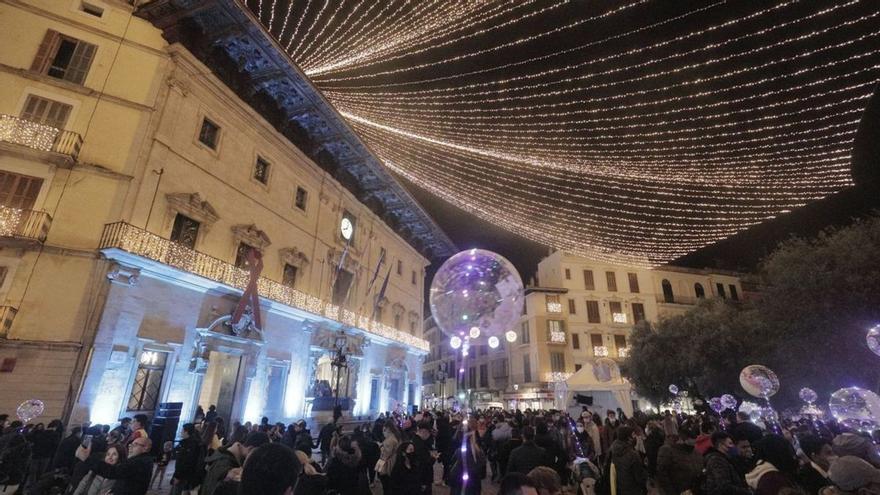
[{"xmin": 0, "ymin": 0, "xmax": 453, "ymax": 425}]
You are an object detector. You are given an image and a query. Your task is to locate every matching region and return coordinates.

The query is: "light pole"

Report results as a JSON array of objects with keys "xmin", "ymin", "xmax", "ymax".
[
  {"xmin": 436, "ymin": 364, "xmax": 448, "ymax": 410},
  {"xmin": 331, "ymin": 333, "xmax": 348, "ymax": 408}
]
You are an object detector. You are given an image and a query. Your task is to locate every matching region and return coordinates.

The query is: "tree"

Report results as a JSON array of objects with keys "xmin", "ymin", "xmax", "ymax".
[
  {"xmin": 624, "ymin": 214, "xmax": 880, "ymax": 408},
  {"xmin": 623, "ymin": 299, "xmax": 764, "ymax": 404}
]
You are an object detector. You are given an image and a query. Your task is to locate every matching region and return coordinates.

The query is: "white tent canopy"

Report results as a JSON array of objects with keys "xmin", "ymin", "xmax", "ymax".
[{"xmin": 563, "ymin": 359, "xmax": 634, "ymax": 417}]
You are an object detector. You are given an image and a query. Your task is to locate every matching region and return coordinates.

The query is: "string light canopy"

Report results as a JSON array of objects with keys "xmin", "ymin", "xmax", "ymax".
[{"xmin": 245, "ymin": 0, "xmax": 880, "ymax": 266}]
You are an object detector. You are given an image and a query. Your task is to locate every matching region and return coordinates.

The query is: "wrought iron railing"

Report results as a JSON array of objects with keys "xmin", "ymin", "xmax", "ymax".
[
  {"xmin": 99, "ymin": 222, "xmax": 430, "ymax": 351},
  {"xmin": 0, "ymin": 115, "xmax": 82, "ymax": 160},
  {"xmin": 0, "ymin": 206, "xmax": 52, "ymax": 242},
  {"xmin": 656, "ymin": 294, "xmax": 701, "ymax": 305}
]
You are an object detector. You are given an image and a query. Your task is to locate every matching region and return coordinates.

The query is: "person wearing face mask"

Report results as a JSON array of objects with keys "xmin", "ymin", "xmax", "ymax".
[
  {"xmin": 391, "ymin": 442, "xmax": 421, "ymax": 494},
  {"xmin": 656, "ymin": 429, "xmax": 703, "ymax": 495},
  {"xmin": 799, "ymin": 435, "xmax": 835, "ymax": 495},
  {"xmin": 730, "ymin": 432, "xmax": 757, "ymax": 478},
  {"xmin": 745, "ymin": 434, "xmax": 800, "ymax": 495},
  {"xmin": 820, "ymin": 455, "xmax": 880, "ymax": 495},
  {"xmin": 703, "ymin": 431, "xmax": 751, "ymax": 495},
  {"xmin": 574, "ymin": 421, "xmax": 594, "ymax": 459},
  {"xmin": 608, "ymin": 426, "xmax": 647, "ymax": 495}
]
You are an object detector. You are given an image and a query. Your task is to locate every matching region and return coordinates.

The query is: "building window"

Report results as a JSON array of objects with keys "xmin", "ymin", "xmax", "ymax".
[
  {"xmin": 627, "ymin": 273, "xmax": 640, "ymax": 293},
  {"xmin": 564, "ymin": 268, "xmax": 571, "ymax": 280},
  {"xmin": 547, "ymin": 320, "xmax": 566, "ymax": 344},
  {"xmin": 410, "ymin": 320, "xmax": 416, "ymax": 334},
  {"xmin": 520, "ymin": 321, "xmax": 530, "ymax": 344},
  {"xmin": 169, "ymin": 213, "xmax": 200, "ymax": 249},
  {"xmin": 614, "ymin": 335, "xmax": 628, "ymax": 358},
  {"xmin": 545, "ymin": 294, "xmax": 562, "ymax": 313},
  {"xmin": 282, "ymin": 263, "xmax": 298, "ymax": 288},
  {"xmin": 198, "ymin": 118, "xmax": 220, "ymax": 149},
  {"xmin": 583, "ymin": 269, "xmax": 595, "ymax": 290},
  {"xmin": 294, "ymin": 187, "xmax": 308, "ymax": 211},
  {"xmin": 574, "ymin": 363, "xmax": 582, "ymax": 372},
  {"xmin": 550, "ymin": 352, "xmax": 565, "ymax": 373},
  {"xmin": 662, "ymin": 279, "xmax": 675, "ymax": 303},
  {"xmin": 632, "ymin": 302, "xmax": 646, "ymax": 324},
  {"xmin": 586, "ymin": 300, "xmax": 601, "ymax": 323},
  {"xmin": 393, "ymin": 313, "xmax": 402, "ymax": 330},
  {"xmin": 253, "ymin": 156, "xmax": 270, "ymax": 184},
  {"xmin": 234, "ymin": 242, "xmax": 257, "ymax": 269},
  {"xmin": 469, "ymin": 367, "xmax": 476, "ymax": 389},
  {"xmin": 716, "ymin": 283, "xmax": 726, "ymax": 298},
  {"xmin": 729, "ymin": 284, "xmax": 739, "ymax": 301},
  {"xmin": 332, "ymin": 269, "xmax": 354, "ymax": 306},
  {"xmin": 695, "ymin": 283, "xmax": 706, "ymax": 298},
  {"xmin": 591, "ymin": 333, "xmax": 607, "ymax": 357},
  {"xmin": 567, "ymin": 299, "xmax": 576, "ymax": 314},
  {"xmin": 31, "ymin": 30, "xmax": 97, "ymax": 85},
  {"xmin": 479, "ymin": 364, "xmax": 488, "ymax": 387},
  {"xmin": 397, "ymin": 260, "xmax": 403, "ymax": 275},
  {"xmin": 411, "ymin": 270, "xmax": 417, "ymax": 285},
  {"xmin": 606, "ymin": 271, "xmax": 617, "ymax": 292},
  {"xmin": 572, "ymin": 333, "xmax": 580, "ymax": 349},
  {"xmin": 80, "ymin": 2, "xmax": 105, "ymax": 17},
  {"xmin": 610, "ymin": 301, "xmax": 627, "ymax": 323},
  {"xmin": 480, "ymin": 345, "xmax": 487, "ymax": 356},
  {"xmin": 20, "ymin": 95, "xmax": 72, "ymax": 129},
  {"xmin": 369, "ymin": 378, "xmax": 379, "ymax": 411},
  {"xmin": 0, "ymin": 171, "xmax": 43, "ymax": 209},
  {"xmin": 127, "ymin": 350, "xmax": 167, "ymax": 411},
  {"xmin": 523, "ymin": 355, "xmax": 531, "ymax": 382}
]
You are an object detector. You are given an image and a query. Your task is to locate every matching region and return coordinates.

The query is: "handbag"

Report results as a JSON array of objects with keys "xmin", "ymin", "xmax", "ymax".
[{"xmin": 374, "ymin": 459, "xmax": 387, "ymax": 475}]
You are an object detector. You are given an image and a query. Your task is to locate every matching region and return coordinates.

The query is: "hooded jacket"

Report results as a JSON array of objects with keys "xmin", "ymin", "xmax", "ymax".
[
  {"xmin": 656, "ymin": 443, "xmax": 703, "ymax": 495},
  {"xmin": 325, "ymin": 446, "xmax": 364, "ymax": 495},
  {"xmin": 199, "ymin": 447, "xmax": 240, "ymax": 495},
  {"xmin": 610, "ymin": 438, "xmax": 647, "ymax": 495},
  {"xmin": 745, "ymin": 461, "xmax": 794, "ymax": 495}
]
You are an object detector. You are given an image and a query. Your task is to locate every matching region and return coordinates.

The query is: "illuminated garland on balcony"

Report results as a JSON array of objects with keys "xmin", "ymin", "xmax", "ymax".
[{"xmin": 243, "ymin": 0, "xmax": 880, "ymax": 266}]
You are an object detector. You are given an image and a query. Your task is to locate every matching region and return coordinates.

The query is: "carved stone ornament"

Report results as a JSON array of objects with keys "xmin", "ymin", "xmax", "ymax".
[
  {"xmin": 106, "ymin": 263, "xmax": 140, "ymax": 286},
  {"xmin": 166, "ymin": 192, "xmax": 220, "ymax": 227},
  {"xmin": 408, "ymin": 310, "xmax": 420, "ymax": 324},
  {"xmin": 231, "ymin": 224, "xmax": 272, "ymax": 250},
  {"xmin": 391, "ymin": 303, "xmax": 405, "ymax": 317},
  {"xmin": 278, "ymin": 247, "xmax": 309, "ymax": 267},
  {"xmin": 327, "ymin": 247, "xmax": 358, "ymax": 273}
]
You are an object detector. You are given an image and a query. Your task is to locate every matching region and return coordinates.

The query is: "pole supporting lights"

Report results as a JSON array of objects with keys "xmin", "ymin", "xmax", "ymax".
[{"xmin": 331, "ymin": 331, "xmax": 349, "ymax": 407}]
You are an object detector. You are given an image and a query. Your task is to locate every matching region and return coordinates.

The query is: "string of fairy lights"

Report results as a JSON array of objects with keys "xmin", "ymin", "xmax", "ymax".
[{"xmin": 244, "ymin": 0, "xmax": 880, "ymax": 266}]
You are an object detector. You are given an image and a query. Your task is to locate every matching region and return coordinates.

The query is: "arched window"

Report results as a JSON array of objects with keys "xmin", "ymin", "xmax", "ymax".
[
  {"xmin": 694, "ymin": 283, "xmax": 705, "ymax": 299},
  {"xmin": 662, "ymin": 279, "xmax": 674, "ymax": 303}
]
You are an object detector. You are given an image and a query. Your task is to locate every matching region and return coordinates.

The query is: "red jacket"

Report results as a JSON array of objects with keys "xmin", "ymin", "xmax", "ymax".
[{"xmin": 694, "ymin": 434, "xmax": 712, "ymax": 455}]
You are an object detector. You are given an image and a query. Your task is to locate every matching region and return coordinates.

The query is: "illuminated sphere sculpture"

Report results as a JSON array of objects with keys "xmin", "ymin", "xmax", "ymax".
[
  {"xmin": 721, "ymin": 394, "xmax": 737, "ymax": 411},
  {"xmin": 709, "ymin": 397, "xmax": 724, "ymax": 413},
  {"xmin": 867, "ymin": 324, "xmax": 880, "ymax": 357},
  {"xmin": 739, "ymin": 365, "xmax": 780, "ymax": 398},
  {"xmin": 668, "ymin": 384, "xmax": 679, "ymax": 395},
  {"xmin": 799, "ymin": 387, "xmax": 818, "ymax": 404},
  {"xmin": 17, "ymin": 399, "xmax": 44, "ymax": 423},
  {"xmin": 430, "ymin": 249, "xmax": 524, "ymax": 343},
  {"xmin": 829, "ymin": 387, "xmax": 880, "ymax": 431}
]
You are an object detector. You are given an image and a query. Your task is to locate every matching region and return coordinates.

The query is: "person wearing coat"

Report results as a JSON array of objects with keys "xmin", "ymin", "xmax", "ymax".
[
  {"xmin": 378, "ymin": 423, "xmax": 401, "ymax": 495},
  {"xmin": 0, "ymin": 433, "xmax": 31, "ymax": 493},
  {"xmin": 507, "ymin": 426, "xmax": 550, "ymax": 476},
  {"xmin": 609, "ymin": 426, "xmax": 647, "ymax": 495},
  {"xmin": 76, "ymin": 436, "xmax": 154, "ymax": 495},
  {"xmin": 325, "ymin": 436, "xmax": 366, "ymax": 495},
  {"xmin": 656, "ymin": 433, "xmax": 704, "ymax": 495},
  {"xmin": 173, "ymin": 424, "xmax": 205, "ymax": 495},
  {"xmin": 293, "ymin": 450, "xmax": 327, "ymax": 495},
  {"xmin": 390, "ymin": 442, "xmax": 422, "ymax": 495},
  {"xmin": 73, "ymin": 445, "xmax": 127, "ymax": 495},
  {"xmin": 703, "ymin": 432, "xmax": 751, "ymax": 495}
]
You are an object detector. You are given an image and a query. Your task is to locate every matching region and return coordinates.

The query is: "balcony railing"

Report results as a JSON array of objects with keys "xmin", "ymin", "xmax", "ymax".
[
  {"xmin": 0, "ymin": 115, "xmax": 82, "ymax": 160},
  {"xmin": 0, "ymin": 306, "xmax": 17, "ymax": 337},
  {"xmin": 0, "ymin": 206, "xmax": 52, "ymax": 242},
  {"xmin": 656, "ymin": 294, "xmax": 701, "ymax": 305},
  {"xmin": 99, "ymin": 222, "xmax": 429, "ymax": 351}
]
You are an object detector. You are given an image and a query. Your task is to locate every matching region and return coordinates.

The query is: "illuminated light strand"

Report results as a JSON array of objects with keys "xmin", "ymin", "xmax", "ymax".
[
  {"xmin": 307, "ymin": 0, "xmax": 652, "ymax": 78},
  {"xmin": 318, "ymin": 0, "xmax": 736, "ymax": 91},
  {"xmin": 354, "ymin": 123, "xmax": 846, "ymax": 229},
  {"xmin": 302, "ymin": 1, "xmax": 489, "ymax": 74},
  {"xmin": 303, "ymin": 1, "xmax": 526, "ymax": 73},
  {"xmin": 327, "ymin": 36, "xmax": 880, "ymax": 118},
  {"xmin": 295, "ymin": 0, "xmax": 368, "ymax": 67},
  {"xmin": 325, "ymin": 0, "xmax": 853, "ymax": 97},
  {"xmin": 289, "ymin": 0, "xmax": 330, "ymax": 60},
  {"xmin": 295, "ymin": 0, "xmax": 375, "ymax": 63},
  {"xmin": 292, "ymin": 0, "xmax": 348, "ymax": 63},
  {"xmin": 349, "ymin": 111, "xmax": 859, "ymax": 185},
  {"xmin": 283, "ymin": 0, "xmax": 315, "ymax": 51},
  {"xmin": 343, "ymin": 109, "xmax": 859, "ymax": 186}
]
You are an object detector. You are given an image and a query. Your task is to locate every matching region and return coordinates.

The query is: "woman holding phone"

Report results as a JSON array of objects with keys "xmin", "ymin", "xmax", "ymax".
[{"xmin": 73, "ymin": 444, "xmax": 127, "ymax": 495}]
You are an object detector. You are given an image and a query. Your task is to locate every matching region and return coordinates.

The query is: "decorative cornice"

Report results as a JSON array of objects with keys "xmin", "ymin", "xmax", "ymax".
[
  {"xmin": 231, "ymin": 224, "xmax": 271, "ymax": 250},
  {"xmin": 278, "ymin": 246, "xmax": 309, "ymax": 267},
  {"xmin": 166, "ymin": 192, "xmax": 219, "ymax": 226}
]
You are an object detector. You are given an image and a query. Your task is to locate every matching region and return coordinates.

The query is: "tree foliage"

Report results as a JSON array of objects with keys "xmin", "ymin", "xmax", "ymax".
[{"xmin": 624, "ymin": 214, "xmax": 880, "ymax": 407}]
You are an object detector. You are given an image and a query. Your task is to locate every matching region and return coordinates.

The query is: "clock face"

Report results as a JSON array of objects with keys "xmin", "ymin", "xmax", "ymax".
[{"xmin": 340, "ymin": 217, "xmax": 354, "ymax": 240}]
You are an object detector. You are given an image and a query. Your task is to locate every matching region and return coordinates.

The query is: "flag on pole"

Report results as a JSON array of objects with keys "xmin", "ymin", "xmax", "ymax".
[
  {"xmin": 365, "ymin": 249, "xmax": 387, "ymax": 297},
  {"xmin": 329, "ymin": 241, "xmax": 350, "ymax": 297},
  {"xmin": 371, "ymin": 266, "xmax": 392, "ymax": 320}
]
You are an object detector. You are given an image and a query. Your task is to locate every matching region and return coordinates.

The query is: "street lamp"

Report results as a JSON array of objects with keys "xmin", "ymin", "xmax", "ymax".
[{"xmin": 331, "ymin": 333, "xmax": 348, "ymax": 408}]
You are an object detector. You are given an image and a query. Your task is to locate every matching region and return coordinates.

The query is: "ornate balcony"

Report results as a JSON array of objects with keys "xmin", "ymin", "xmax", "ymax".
[
  {"xmin": 0, "ymin": 306, "xmax": 17, "ymax": 338},
  {"xmin": 0, "ymin": 206, "xmax": 52, "ymax": 243},
  {"xmin": 0, "ymin": 115, "xmax": 82, "ymax": 160},
  {"xmin": 656, "ymin": 294, "xmax": 701, "ymax": 305},
  {"xmin": 99, "ymin": 222, "xmax": 429, "ymax": 351}
]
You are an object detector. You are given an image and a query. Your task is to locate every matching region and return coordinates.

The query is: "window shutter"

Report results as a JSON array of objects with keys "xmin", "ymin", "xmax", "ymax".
[
  {"xmin": 31, "ymin": 30, "xmax": 61, "ymax": 73},
  {"xmin": 21, "ymin": 95, "xmax": 72, "ymax": 129},
  {"xmin": 65, "ymin": 40, "xmax": 97, "ymax": 84}
]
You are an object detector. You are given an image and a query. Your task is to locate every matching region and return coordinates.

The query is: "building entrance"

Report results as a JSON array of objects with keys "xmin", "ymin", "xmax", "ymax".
[{"xmin": 197, "ymin": 351, "xmax": 242, "ymax": 426}]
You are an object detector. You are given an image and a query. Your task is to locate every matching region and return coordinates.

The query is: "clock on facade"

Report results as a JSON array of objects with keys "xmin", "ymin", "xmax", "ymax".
[{"xmin": 340, "ymin": 217, "xmax": 354, "ymax": 241}]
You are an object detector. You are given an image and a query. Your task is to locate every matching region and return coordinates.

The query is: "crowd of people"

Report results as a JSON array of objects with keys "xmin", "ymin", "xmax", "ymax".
[{"xmin": 0, "ymin": 404, "xmax": 879, "ymax": 495}]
